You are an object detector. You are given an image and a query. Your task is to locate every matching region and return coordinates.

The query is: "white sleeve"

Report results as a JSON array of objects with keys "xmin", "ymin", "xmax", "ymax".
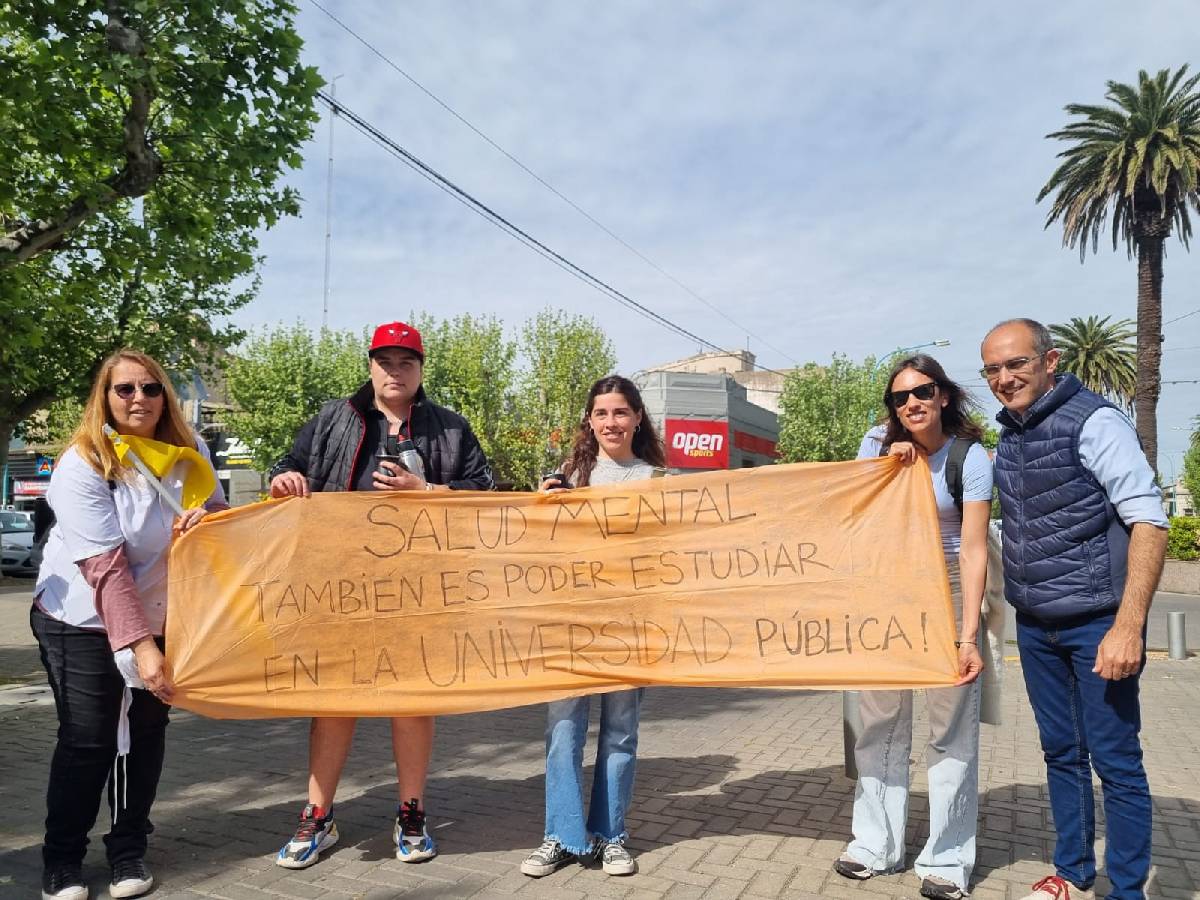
[{"xmin": 46, "ymin": 450, "xmax": 126, "ymax": 563}]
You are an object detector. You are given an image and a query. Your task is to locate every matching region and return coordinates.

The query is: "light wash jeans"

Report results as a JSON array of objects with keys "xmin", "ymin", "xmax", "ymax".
[
  {"xmin": 846, "ymin": 560, "xmax": 981, "ymax": 890},
  {"xmin": 543, "ymin": 688, "xmax": 644, "ymax": 855}
]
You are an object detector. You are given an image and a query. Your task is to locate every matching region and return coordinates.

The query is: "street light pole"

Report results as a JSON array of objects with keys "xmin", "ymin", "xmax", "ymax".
[
  {"xmin": 321, "ymin": 74, "xmax": 343, "ymax": 331},
  {"xmin": 871, "ymin": 339, "xmax": 952, "ymax": 373}
]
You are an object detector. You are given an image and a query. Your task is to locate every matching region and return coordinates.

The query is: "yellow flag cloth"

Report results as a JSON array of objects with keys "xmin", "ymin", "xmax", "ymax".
[{"xmin": 111, "ymin": 433, "xmax": 216, "ymax": 510}]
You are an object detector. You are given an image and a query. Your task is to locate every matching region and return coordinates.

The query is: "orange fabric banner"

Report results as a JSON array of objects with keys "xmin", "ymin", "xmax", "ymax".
[{"xmin": 166, "ymin": 458, "xmax": 958, "ymax": 719}]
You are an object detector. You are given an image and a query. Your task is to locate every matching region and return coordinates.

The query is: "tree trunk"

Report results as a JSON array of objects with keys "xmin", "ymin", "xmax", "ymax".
[
  {"xmin": 0, "ymin": 420, "xmax": 11, "ymax": 506},
  {"xmin": 0, "ymin": 387, "xmax": 61, "ymax": 504},
  {"xmin": 1134, "ymin": 238, "xmax": 1164, "ymax": 474}
]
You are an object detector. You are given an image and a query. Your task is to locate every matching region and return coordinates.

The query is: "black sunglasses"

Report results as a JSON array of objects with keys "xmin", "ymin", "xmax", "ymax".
[
  {"xmin": 111, "ymin": 381, "xmax": 165, "ymax": 399},
  {"xmin": 885, "ymin": 381, "xmax": 938, "ymax": 408}
]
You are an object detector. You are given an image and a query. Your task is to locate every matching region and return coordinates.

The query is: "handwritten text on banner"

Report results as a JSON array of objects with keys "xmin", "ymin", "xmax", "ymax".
[{"xmin": 166, "ymin": 458, "xmax": 957, "ymax": 719}]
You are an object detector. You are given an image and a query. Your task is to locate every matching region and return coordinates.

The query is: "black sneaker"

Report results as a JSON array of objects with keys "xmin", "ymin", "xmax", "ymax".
[
  {"xmin": 833, "ymin": 853, "xmax": 875, "ymax": 880},
  {"xmin": 920, "ymin": 875, "xmax": 967, "ymax": 900},
  {"xmin": 109, "ymin": 859, "xmax": 153, "ymax": 899},
  {"xmin": 520, "ymin": 839, "xmax": 574, "ymax": 877},
  {"xmin": 276, "ymin": 803, "xmax": 339, "ymax": 869},
  {"xmin": 41, "ymin": 864, "xmax": 87, "ymax": 900},
  {"xmin": 393, "ymin": 798, "xmax": 436, "ymax": 863}
]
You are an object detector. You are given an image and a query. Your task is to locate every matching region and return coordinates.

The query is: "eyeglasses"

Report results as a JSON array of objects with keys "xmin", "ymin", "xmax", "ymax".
[
  {"xmin": 978, "ymin": 354, "xmax": 1045, "ymax": 380},
  {"xmin": 885, "ymin": 381, "xmax": 938, "ymax": 408},
  {"xmin": 110, "ymin": 381, "xmax": 164, "ymax": 399}
]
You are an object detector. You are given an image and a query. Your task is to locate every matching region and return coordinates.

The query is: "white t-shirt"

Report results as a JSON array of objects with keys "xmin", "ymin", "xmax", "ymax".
[
  {"xmin": 583, "ymin": 456, "xmax": 656, "ymax": 486},
  {"xmin": 858, "ymin": 426, "xmax": 993, "ymax": 556},
  {"xmin": 35, "ymin": 439, "xmax": 225, "ymax": 633}
]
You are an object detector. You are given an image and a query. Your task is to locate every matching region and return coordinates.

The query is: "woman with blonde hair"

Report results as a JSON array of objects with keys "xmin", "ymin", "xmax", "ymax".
[{"xmin": 32, "ymin": 349, "xmax": 226, "ymax": 900}]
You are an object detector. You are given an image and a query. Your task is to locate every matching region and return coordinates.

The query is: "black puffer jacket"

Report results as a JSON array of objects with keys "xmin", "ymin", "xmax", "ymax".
[{"xmin": 269, "ymin": 382, "xmax": 494, "ymax": 492}]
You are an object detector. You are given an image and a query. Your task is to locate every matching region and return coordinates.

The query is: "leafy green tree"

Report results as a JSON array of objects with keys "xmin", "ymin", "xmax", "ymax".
[
  {"xmin": 224, "ymin": 326, "xmax": 367, "ymax": 471},
  {"xmin": 777, "ymin": 355, "xmax": 889, "ymax": 462},
  {"xmin": 967, "ymin": 412, "xmax": 1000, "ymax": 451},
  {"xmin": 1183, "ymin": 418, "xmax": 1200, "ymax": 513},
  {"xmin": 220, "ymin": 312, "xmax": 615, "ymax": 490},
  {"xmin": 16, "ymin": 398, "xmax": 87, "ymax": 455},
  {"xmin": 0, "ymin": 1, "xmax": 320, "ymax": 484},
  {"xmin": 1050, "ymin": 315, "xmax": 1137, "ymax": 411},
  {"xmin": 415, "ymin": 313, "xmax": 519, "ymax": 481},
  {"xmin": 1037, "ymin": 66, "xmax": 1200, "ymax": 472},
  {"xmin": 511, "ymin": 309, "xmax": 617, "ymax": 488}
]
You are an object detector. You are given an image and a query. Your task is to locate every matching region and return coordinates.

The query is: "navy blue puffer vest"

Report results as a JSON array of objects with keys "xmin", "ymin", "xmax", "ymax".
[{"xmin": 994, "ymin": 374, "xmax": 1120, "ymax": 621}]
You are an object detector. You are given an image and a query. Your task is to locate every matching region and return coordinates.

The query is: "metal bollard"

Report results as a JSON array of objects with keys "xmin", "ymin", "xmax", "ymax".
[
  {"xmin": 1168, "ymin": 611, "xmax": 1188, "ymax": 660},
  {"xmin": 842, "ymin": 691, "xmax": 862, "ymax": 780}
]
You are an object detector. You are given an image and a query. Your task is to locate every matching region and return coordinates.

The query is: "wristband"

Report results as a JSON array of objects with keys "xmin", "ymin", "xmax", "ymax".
[{"xmin": 955, "ymin": 640, "xmax": 976, "ymax": 647}]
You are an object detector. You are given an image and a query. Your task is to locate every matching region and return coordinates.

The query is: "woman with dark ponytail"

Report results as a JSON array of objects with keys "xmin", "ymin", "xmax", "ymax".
[{"xmin": 521, "ymin": 375, "xmax": 664, "ymax": 881}]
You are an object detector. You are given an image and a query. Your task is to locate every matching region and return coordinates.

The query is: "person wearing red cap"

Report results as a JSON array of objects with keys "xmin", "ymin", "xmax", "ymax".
[{"xmin": 266, "ymin": 320, "xmax": 494, "ymax": 870}]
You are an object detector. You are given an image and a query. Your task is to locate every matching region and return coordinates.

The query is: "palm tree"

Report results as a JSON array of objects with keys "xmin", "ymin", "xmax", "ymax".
[
  {"xmin": 1049, "ymin": 315, "xmax": 1137, "ymax": 411},
  {"xmin": 1037, "ymin": 65, "xmax": 1200, "ymax": 473}
]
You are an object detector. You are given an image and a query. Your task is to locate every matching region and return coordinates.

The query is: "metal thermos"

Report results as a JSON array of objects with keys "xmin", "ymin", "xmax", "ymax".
[{"xmin": 396, "ymin": 438, "xmax": 425, "ymax": 481}]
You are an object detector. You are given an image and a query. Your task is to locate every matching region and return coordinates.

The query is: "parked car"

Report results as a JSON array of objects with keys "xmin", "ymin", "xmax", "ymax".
[
  {"xmin": 0, "ymin": 509, "xmax": 33, "ymax": 530},
  {"xmin": 0, "ymin": 516, "xmax": 36, "ymax": 575}
]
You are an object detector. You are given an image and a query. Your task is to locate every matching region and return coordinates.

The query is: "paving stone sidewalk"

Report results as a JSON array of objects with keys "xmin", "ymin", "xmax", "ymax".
[{"xmin": 1, "ymin": 653, "xmax": 1198, "ymax": 900}]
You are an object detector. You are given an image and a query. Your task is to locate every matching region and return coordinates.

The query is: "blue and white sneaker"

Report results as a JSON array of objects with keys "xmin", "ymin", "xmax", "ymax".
[
  {"xmin": 277, "ymin": 804, "xmax": 338, "ymax": 869},
  {"xmin": 393, "ymin": 798, "xmax": 437, "ymax": 863}
]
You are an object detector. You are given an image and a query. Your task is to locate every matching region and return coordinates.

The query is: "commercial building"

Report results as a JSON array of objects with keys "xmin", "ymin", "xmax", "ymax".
[
  {"xmin": 646, "ymin": 348, "xmax": 789, "ymax": 414},
  {"xmin": 635, "ymin": 369, "xmax": 779, "ymax": 471},
  {"xmin": 1, "ymin": 439, "xmax": 54, "ymax": 510}
]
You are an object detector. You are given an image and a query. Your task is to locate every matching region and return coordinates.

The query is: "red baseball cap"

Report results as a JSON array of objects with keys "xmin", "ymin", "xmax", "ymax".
[{"xmin": 368, "ymin": 321, "xmax": 424, "ymax": 361}]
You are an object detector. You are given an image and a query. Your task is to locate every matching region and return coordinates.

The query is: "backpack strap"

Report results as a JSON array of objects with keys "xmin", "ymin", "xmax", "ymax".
[{"xmin": 945, "ymin": 437, "xmax": 974, "ymax": 514}]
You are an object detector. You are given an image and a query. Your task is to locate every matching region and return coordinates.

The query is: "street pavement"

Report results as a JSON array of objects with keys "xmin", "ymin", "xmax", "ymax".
[{"xmin": 1, "ymin": 578, "xmax": 1198, "ymax": 900}]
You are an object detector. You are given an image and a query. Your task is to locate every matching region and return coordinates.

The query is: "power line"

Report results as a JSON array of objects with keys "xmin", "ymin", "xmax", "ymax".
[
  {"xmin": 318, "ymin": 90, "xmax": 799, "ymax": 373},
  {"xmin": 1165, "ymin": 307, "xmax": 1200, "ymax": 326},
  {"xmin": 305, "ymin": 0, "xmax": 799, "ymax": 367}
]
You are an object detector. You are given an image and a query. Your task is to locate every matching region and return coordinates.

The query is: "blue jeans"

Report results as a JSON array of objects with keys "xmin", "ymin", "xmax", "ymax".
[
  {"xmin": 1016, "ymin": 612, "xmax": 1150, "ymax": 900},
  {"xmin": 543, "ymin": 688, "xmax": 644, "ymax": 855}
]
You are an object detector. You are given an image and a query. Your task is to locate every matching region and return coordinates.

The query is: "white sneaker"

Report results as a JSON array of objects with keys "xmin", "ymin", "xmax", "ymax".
[
  {"xmin": 277, "ymin": 804, "xmax": 339, "ymax": 869},
  {"xmin": 598, "ymin": 840, "xmax": 637, "ymax": 876},
  {"xmin": 393, "ymin": 799, "xmax": 437, "ymax": 863}
]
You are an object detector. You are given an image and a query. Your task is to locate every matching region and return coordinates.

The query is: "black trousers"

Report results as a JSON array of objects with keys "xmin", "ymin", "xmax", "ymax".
[{"xmin": 30, "ymin": 606, "xmax": 169, "ymax": 868}]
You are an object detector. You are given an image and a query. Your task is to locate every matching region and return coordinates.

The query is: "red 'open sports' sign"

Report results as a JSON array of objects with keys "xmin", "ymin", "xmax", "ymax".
[{"xmin": 666, "ymin": 418, "xmax": 729, "ymax": 469}]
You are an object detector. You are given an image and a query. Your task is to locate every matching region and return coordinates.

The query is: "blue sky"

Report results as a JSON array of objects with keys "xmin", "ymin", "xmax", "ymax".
[{"xmin": 244, "ymin": 1, "xmax": 1199, "ymax": 473}]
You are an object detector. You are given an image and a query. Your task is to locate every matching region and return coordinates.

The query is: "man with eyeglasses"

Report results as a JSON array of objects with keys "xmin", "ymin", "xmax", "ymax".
[
  {"xmin": 266, "ymin": 321, "xmax": 495, "ymax": 871},
  {"xmin": 980, "ymin": 318, "xmax": 1167, "ymax": 900}
]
